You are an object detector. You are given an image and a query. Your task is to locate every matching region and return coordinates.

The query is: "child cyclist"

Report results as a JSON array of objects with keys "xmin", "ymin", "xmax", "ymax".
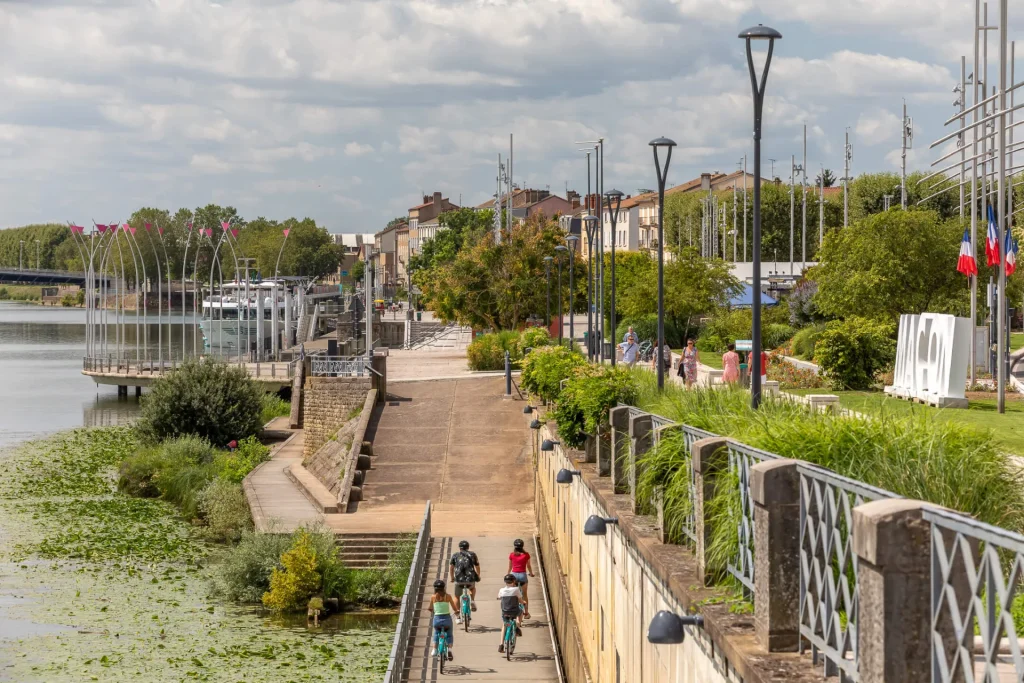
[
  {"xmin": 427, "ymin": 579, "xmax": 458, "ymax": 660},
  {"xmin": 497, "ymin": 574, "xmax": 525, "ymax": 653}
]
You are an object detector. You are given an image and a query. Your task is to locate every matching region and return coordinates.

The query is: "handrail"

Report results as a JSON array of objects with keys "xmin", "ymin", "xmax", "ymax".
[
  {"xmin": 726, "ymin": 441, "xmax": 781, "ymax": 594},
  {"xmin": 382, "ymin": 501, "xmax": 431, "ymax": 683}
]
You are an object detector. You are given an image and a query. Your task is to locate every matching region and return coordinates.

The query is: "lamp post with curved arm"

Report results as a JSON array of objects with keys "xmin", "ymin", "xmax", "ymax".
[
  {"xmin": 650, "ymin": 137, "xmax": 677, "ymax": 391},
  {"xmin": 554, "ymin": 245, "xmax": 567, "ymax": 344},
  {"xmin": 566, "ymin": 234, "xmax": 579, "ymax": 346},
  {"xmin": 544, "ymin": 256, "xmax": 553, "ymax": 329},
  {"xmin": 582, "ymin": 214, "xmax": 598, "ymax": 359},
  {"xmin": 739, "ymin": 23, "xmax": 782, "ymax": 410},
  {"xmin": 603, "ymin": 189, "xmax": 624, "ymax": 366}
]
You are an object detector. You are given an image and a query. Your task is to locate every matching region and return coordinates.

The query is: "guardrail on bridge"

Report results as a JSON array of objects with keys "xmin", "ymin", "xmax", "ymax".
[{"xmin": 382, "ymin": 501, "xmax": 431, "ymax": 683}]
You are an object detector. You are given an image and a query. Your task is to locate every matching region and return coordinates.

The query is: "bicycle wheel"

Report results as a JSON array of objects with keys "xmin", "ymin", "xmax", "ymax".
[
  {"xmin": 439, "ymin": 647, "xmax": 446, "ymax": 675},
  {"xmin": 506, "ymin": 626, "xmax": 514, "ymax": 661}
]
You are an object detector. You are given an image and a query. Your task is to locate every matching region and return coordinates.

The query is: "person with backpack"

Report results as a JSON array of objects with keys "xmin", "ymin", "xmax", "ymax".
[
  {"xmin": 506, "ymin": 538, "xmax": 535, "ymax": 619},
  {"xmin": 497, "ymin": 574, "xmax": 525, "ymax": 653},
  {"xmin": 448, "ymin": 540, "xmax": 481, "ymax": 615}
]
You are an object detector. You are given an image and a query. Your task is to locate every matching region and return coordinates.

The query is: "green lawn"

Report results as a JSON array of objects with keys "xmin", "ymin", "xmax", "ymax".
[
  {"xmin": 672, "ymin": 350, "xmax": 723, "ymax": 370},
  {"xmin": 1012, "ymin": 332, "xmax": 1024, "ymax": 352},
  {"xmin": 787, "ymin": 389, "xmax": 1024, "ymax": 457}
]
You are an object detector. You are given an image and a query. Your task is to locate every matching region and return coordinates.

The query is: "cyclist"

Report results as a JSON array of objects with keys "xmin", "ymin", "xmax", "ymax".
[
  {"xmin": 497, "ymin": 573, "xmax": 524, "ymax": 653},
  {"xmin": 506, "ymin": 538, "xmax": 535, "ymax": 619},
  {"xmin": 448, "ymin": 540, "xmax": 480, "ymax": 617},
  {"xmin": 426, "ymin": 579, "xmax": 458, "ymax": 660}
]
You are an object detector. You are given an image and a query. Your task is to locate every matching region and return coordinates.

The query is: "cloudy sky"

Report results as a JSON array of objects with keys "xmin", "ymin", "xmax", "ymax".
[{"xmin": 0, "ymin": 0, "xmax": 1012, "ymax": 232}]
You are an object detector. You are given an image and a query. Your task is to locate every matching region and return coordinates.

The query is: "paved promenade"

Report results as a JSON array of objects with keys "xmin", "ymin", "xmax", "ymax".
[
  {"xmin": 244, "ymin": 423, "xmax": 321, "ymax": 531},
  {"xmin": 401, "ymin": 535, "xmax": 558, "ymax": 682}
]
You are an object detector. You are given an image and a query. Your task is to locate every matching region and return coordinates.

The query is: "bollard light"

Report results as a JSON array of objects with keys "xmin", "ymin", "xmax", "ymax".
[
  {"xmin": 541, "ymin": 439, "xmax": 561, "ymax": 452},
  {"xmin": 583, "ymin": 515, "xmax": 619, "ymax": 536},
  {"xmin": 647, "ymin": 610, "xmax": 705, "ymax": 645},
  {"xmin": 555, "ymin": 468, "xmax": 580, "ymax": 484},
  {"xmin": 529, "ymin": 419, "xmax": 542, "ymax": 430}
]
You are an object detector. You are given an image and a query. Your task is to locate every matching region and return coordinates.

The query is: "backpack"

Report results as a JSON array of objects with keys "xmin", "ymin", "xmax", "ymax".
[{"xmin": 452, "ymin": 551, "xmax": 477, "ymax": 582}]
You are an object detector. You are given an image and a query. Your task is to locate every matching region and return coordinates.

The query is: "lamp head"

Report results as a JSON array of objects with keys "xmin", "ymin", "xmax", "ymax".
[
  {"xmin": 555, "ymin": 468, "xmax": 580, "ymax": 484},
  {"xmin": 566, "ymin": 235, "xmax": 579, "ymax": 243},
  {"xmin": 529, "ymin": 419, "xmax": 541, "ymax": 430},
  {"xmin": 541, "ymin": 439, "xmax": 561, "ymax": 452},
  {"xmin": 582, "ymin": 214, "xmax": 598, "ymax": 225},
  {"xmin": 648, "ymin": 136, "xmax": 677, "ymax": 149},
  {"xmin": 738, "ymin": 24, "xmax": 782, "ymax": 41},
  {"xmin": 523, "ymin": 405, "xmax": 534, "ymax": 414},
  {"xmin": 554, "ymin": 245, "xmax": 567, "ymax": 253},
  {"xmin": 583, "ymin": 515, "xmax": 619, "ymax": 536},
  {"xmin": 544, "ymin": 256, "xmax": 553, "ymax": 262},
  {"xmin": 647, "ymin": 611, "xmax": 705, "ymax": 645}
]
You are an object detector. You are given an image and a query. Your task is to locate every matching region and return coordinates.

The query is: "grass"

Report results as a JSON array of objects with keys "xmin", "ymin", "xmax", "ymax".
[
  {"xmin": 785, "ymin": 389, "xmax": 1024, "ymax": 458},
  {"xmin": 260, "ymin": 394, "xmax": 291, "ymax": 425},
  {"xmin": 672, "ymin": 351, "xmax": 722, "ymax": 370},
  {"xmin": 1013, "ymin": 332, "xmax": 1024, "ymax": 352}
]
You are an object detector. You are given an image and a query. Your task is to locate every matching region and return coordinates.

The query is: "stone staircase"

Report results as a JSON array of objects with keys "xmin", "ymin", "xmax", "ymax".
[
  {"xmin": 336, "ymin": 532, "xmax": 408, "ymax": 569},
  {"xmin": 410, "ymin": 324, "xmax": 472, "ymax": 350}
]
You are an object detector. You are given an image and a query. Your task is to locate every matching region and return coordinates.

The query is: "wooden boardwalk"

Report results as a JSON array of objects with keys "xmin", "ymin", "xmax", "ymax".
[{"xmin": 400, "ymin": 535, "xmax": 559, "ymax": 683}]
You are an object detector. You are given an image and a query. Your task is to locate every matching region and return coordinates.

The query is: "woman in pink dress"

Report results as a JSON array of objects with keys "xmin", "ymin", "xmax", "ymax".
[{"xmin": 721, "ymin": 343, "xmax": 740, "ymax": 384}]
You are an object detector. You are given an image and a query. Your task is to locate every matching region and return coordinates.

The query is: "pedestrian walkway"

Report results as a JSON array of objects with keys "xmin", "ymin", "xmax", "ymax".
[
  {"xmin": 400, "ymin": 535, "xmax": 559, "ymax": 682},
  {"xmin": 244, "ymin": 424, "xmax": 321, "ymax": 531}
]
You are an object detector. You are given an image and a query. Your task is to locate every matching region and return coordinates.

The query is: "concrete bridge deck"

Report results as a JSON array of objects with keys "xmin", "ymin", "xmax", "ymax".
[{"xmin": 81, "ymin": 356, "xmax": 294, "ymax": 389}]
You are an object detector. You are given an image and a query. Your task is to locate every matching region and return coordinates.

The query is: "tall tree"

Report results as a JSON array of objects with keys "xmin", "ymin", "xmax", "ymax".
[{"xmin": 815, "ymin": 169, "xmax": 837, "ymax": 188}]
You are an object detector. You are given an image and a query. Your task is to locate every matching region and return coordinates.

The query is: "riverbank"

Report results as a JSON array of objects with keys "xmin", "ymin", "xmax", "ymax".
[{"xmin": 0, "ymin": 428, "xmax": 395, "ymax": 682}]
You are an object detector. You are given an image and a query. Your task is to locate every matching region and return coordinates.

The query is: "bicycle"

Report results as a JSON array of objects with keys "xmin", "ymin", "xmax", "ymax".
[
  {"xmin": 457, "ymin": 585, "xmax": 472, "ymax": 631},
  {"xmin": 434, "ymin": 624, "xmax": 450, "ymax": 673},
  {"xmin": 501, "ymin": 614, "xmax": 517, "ymax": 660}
]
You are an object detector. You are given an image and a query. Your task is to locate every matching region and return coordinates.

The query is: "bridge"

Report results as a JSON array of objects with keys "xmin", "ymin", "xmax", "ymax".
[
  {"xmin": 0, "ymin": 267, "xmax": 111, "ymax": 286},
  {"xmin": 81, "ymin": 356, "xmax": 296, "ymax": 393}
]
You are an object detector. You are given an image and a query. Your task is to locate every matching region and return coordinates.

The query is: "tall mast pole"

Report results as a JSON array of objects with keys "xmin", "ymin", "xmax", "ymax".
[
  {"xmin": 743, "ymin": 154, "xmax": 748, "ymax": 261},
  {"xmin": 996, "ymin": 0, "xmax": 1007, "ymax": 414},
  {"xmin": 901, "ymin": 99, "xmax": 909, "ymax": 210},
  {"xmin": 844, "ymin": 130, "xmax": 851, "ymax": 227},
  {"xmin": 802, "ymin": 124, "xmax": 808, "ymax": 270},
  {"xmin": 790, "ymin": 155, "xmax": 795, "ymax": 275}
]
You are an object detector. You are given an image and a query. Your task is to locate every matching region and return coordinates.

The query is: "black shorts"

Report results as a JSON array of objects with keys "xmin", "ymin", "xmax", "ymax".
[{"xmin": 502, "ymin": 610, "xmax": 520, "ymax": 621}]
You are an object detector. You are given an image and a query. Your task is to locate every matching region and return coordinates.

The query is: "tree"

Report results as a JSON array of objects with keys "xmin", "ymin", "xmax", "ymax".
[
  {"xmin": 815, "ymin": 169, "xmax": 837, "ymax": 188},
  {"xmin": 811, "ymin": 210, "xmax": 968, "ymax": 323},
  {"xmin": 408, "ymin": 207, "xmax": 494, "ymax": 274},
  {"xmin": 416, "ymin": 214, "xmax": 564, "ymax": 329},
  {"xmin": 850, "ymin": 172, "xmax": 959, "ymax": 221},
  {"xmin": 350, "ymin": 258, "xmax": 365, "ymax": 283}
]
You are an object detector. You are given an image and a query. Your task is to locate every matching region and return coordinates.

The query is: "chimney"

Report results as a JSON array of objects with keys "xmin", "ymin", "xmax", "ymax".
[
  {"xmin": 433, "ymin": 191, "xmax": 442, "ymax": 206},
  {"xmin": 700, "ymin": 173, "xmax": 712, "ymax": 191},
  {"xmin": 423, "ymin": 195, "xmax": 430, "ymax": 205}
]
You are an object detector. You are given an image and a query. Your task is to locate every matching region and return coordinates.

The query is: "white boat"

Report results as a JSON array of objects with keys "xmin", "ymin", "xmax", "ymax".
[{"xmin": 200, "ymin": 281, "xmax": 293, "ymax": 352}]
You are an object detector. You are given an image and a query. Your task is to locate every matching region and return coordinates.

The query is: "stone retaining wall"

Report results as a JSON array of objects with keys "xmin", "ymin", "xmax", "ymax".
[{"xmin": 302, "ymin": 376, "xmax": 372, "ymax": 459}]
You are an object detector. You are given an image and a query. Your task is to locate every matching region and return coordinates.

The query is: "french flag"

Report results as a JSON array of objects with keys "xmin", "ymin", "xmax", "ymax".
[
  {"xmin": 1006, "ymin": 226, "xmax": 1018, "ymax": 277},
  {"xmin": 986, "ymin": 205, "xmax": 1001, "ymax": 266},
  {"xmin": 957, "ymin": 228, "xmax": 977, "ymax": 277}
]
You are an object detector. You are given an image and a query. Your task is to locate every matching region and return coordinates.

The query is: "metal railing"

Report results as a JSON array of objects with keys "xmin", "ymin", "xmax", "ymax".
[
  {"xmin": 798, "ymin": 464, "xmax": 897, "ymax": 682},
  {"xmin": 310, "ymin": 356, "xmax": 372, "ymax": 377},
  {"xmin": 924, "ymin": 506, "xmax": 1024, "ymax": 683},
  {"xmin": 383, "ymin": 501, "xmax": 432, "ymax": 683},
  {"xmin": 83, "ymin": 356, "xmax": 295, "ymax": 380},
  {"xmin": 726, "ymin": 441, "xmax": 780, "ymax": 594}
]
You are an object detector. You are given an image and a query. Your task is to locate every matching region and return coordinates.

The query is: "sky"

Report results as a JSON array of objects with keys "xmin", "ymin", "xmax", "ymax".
[{"xmin": 0, "ymin": 0, "xmax": 1015, "ymax": 233}]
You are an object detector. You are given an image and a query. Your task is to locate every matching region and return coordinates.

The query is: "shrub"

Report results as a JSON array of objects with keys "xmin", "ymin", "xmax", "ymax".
[
  {"xmin": 615, "ymin": 315, "xmax": 683, "ymax": 348},
  {"xmin": 218, "ymin": 530, "xmax": 292, "ymax": 603},
  {"xmin": 260, "ymin": 394, "xmax": 291, "ymax": 425},
  {"xmin": 763, "ymin": 323, "xmax": 796, "ymax": 351},
  {"xmin": 117, "ymin": 446, "xmax": 168, "ymax": 498},
  {"xmin": 136, "ymin": 357, "xmax": 265, "ymax": 446},
  {"xmin": 214, "ymin": 435, "xmax": 271, "ymax": 483},
  {"xmin": 466, "ymin": 330, "xmax": 523, "ymax": 371},
  {"xmin": 816, "ymin": 317, "xmax": 897, "ymax": 390},
  {"xmin": 553, "ymin": 366, "xmax": 639, "ymax": 449},
  {"xmin": 519, "ymin": 326, "xmax": 551, "ymax": 352},
  {"xmin": 263, "ymin": 530, "xmax": 323, "ymax": 611},
  {"xmin": 198, "ymin": 479, "xmax": 252, "ymax": 542},
  {"xmin": 766, "ymin": 352, "xmax": 827, "ymax": 389},
  {"xmin": 791, "ymin": 323, "xmax": 826, "ymax": 361},
  {"xmin": 520, "ymin": 345, "xmax": 587, "ymax": 403},
  {"xmin": 788, "ymin": 279, "xmax": 821, "ymax": 327},
  {"xmin": 118, "ymin": 435, "xmax": 216, "ymax": 517}
]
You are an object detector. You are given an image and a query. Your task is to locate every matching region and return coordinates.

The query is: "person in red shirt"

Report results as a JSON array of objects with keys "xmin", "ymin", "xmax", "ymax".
[{"xmin": 506, "ymin": 538, "xmax": 535, "ymax": 619}]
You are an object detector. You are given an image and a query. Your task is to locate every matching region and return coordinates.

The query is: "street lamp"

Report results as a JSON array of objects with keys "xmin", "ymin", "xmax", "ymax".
[
  {"xmin": 554, "ymin": 245, "xmax": 568, "ymax": 344},
  {"xmin": 603, "ymin": 189, "xmax": 624, "ymax": 367},
  {"xmin": 650, "ymin": 137, "xmax": 677, "ymax": 391},
  {"xmin": 566, "ymin": 234, "xmax": 579, "ymax": 346},
  {"xmin": 583, "ymin": 515, "xmax": 619, "ymax": 536},
  {"xmin": 35, "ymin": 239, "xmax": 40, "ymax": 269},
  {"xmin": 582, "ymin": 215, "xmax": 598, "ymax": 359},
  {"xmin": 19, "ymin": 240, "xmax": 24, "ymax": 270},
  {"xmin": 543, "ymin": 256, "xmax": 553, "ymax": 328},
  {"xmin": 739, "ymin": 23, "xmax": 782, "ymax": 410},
  {"xmin": 647, "ymin": 611, "xmax": 705, "ymax": 645},
  {"xmin": 555, "ymin": 467, "xmax": 580, "ymax": 482}
]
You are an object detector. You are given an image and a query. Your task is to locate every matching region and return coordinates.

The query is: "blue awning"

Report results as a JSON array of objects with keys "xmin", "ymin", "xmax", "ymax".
[{"xmin": 729, "ymin": 283, "xmax": 779, "ymax": 308}]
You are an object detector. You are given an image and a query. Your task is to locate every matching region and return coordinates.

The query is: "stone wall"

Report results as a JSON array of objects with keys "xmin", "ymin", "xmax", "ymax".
[{"xmin": 302, "ymin": 376, "xmax": 372, "ymax": 459}]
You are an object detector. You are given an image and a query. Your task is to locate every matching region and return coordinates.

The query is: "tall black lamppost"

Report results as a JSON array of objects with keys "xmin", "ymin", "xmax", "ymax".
[
  {"xmin": 566, "ymin": 234, "xmax": 579, "ymax": 345},
  {"xmin": 544, "ymin": 255, "xmax": 553, "ymax": 328},
  {"xmin": 554, "ymin": 245, "xmax": 567, "ymax": 344},
  {"xmin": 650, "ymin": 137, "xmax": 677, "ymax": 391},
  {"xmin": 583, "ymin": 215, "xmax": 598, "ymax": 360},
  {"xmin": 603, "ymin": 190, "xmax": 624, "ymax": 367},
  {"xmin": 740, "ymin": 23, "xmax": 782, "ymax": 410}
]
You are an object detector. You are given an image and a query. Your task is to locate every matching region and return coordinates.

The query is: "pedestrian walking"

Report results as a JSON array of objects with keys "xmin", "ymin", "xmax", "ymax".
[
  {"xmin": 622, "ymin": 325, "xmax": 635, "ymax": 343},
  {"xmin": 651, "ymin": 339, "xmax": 671, "ymax": 373},
  {"xmin": 680, "ymin": 339, "xmax": 699, "ymax": 387},
  {"xmin": 619, "ymin": 334, "xmax": 639, "ymax": 368},
  {"xmin": 722, "ymin": 343, "xmax": 740, "ymax": 384}
]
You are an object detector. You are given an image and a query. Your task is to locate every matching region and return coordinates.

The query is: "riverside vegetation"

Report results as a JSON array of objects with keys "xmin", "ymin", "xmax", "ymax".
[{"xmin": 0, "ymin": 359, "xmax": 405, "ymax": 681}]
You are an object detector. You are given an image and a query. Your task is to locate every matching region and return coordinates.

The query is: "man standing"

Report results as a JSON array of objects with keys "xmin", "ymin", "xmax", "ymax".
[
  {"xmin": 619, "ymin": 333, "xmax": 639, "ymax": 368},
  {"xmin": 622, "ymin": 325, "xmax": 635, "ymax": 343},
  {"xmin": 449, "ymin": 540, "xmax": 480, "ymax": 616}
]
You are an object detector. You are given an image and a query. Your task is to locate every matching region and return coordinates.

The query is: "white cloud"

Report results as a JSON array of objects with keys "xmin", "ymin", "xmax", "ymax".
[
  {"xmin": 344, "ymin": 142, "xmax": 375, "ymax": 157},
  {"xmin": 856, "ymin": 109, "xmax": 902, "ymax": 146}
]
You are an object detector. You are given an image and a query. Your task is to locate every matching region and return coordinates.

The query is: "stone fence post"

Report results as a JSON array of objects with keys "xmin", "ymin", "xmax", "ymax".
[
  {"xmin": 692, "ymin": 437, "xmax": 729, "ymax": 585},
  {"xmin": 853, "ymin": 499, "xmax": 943, "ymax": 683},
  {"xmin": 628, "ymin": 413, "xmax": 653, "ymax": 514},
  {"xmin": 608, "ymin": 406, "xmax": 630, "ymax": 488},
  {"xmin": 751, "ymin": 459, "xmax": 801, "ymax": 652}
]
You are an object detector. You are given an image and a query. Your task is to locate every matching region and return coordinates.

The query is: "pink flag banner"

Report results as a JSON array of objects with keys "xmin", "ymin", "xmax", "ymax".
[
  {"xmin": 221, "ymin": 221, "xmax": 230, "ymax": 231},
  {"xmin": 96, "ymin": 224, "xmax": 109, "ymax": 233},
  {"xmin": 144, "ymin": 223, "xmax": 152, "ymax": 231},
  {"xmin": 205, "ymin": 228, "xmax": 214, "ymax": 237},
  {"xmin": 158, "ymin": 226, "xmax": 164, "ymax": 235},
  {"xmin": 69, "ymin": 224, "xmax": 84, "ymax": 234},
  {"xmin": 187, "ymin": 222, "xmax": 193, "ymax": 231},
  {"xmin": 122, "ymin": 223, "xmax": 136, "ymax": 235},
  {"xmin": 283, "ymin": 229, "xmax": 290, "ymax": 237},
  {"xmin": 230, "ymin": 228, "xmax": 239, "ymax": 238}
]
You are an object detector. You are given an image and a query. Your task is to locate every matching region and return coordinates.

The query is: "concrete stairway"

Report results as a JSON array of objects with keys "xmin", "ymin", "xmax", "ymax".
[{"xmin": 336, "ymin": 532, "xmax": 407, "ymax": 569}]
